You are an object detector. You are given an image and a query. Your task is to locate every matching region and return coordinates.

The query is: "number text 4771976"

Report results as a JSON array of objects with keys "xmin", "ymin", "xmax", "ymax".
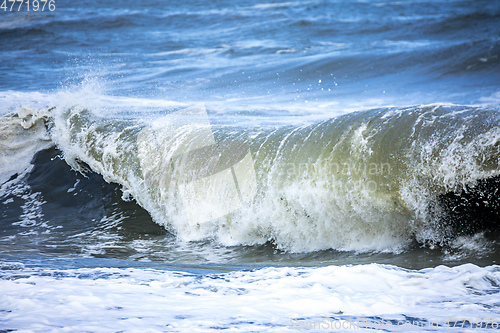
[{"xmin": 1, "ymin": 0, "xmax": 55, "ymax": 12}]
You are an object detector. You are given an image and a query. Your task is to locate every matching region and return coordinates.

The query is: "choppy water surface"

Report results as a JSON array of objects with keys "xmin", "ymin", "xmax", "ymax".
[{"xmin": 1, "ymin": 0, "xmax": 500, "ymax": 331}]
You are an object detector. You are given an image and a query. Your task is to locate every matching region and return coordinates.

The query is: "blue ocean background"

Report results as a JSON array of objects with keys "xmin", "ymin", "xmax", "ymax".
[
  {"xmin": 1, "ymin": 0, "xmax": 500, "ymax": 331},
  {"xmin": 3, "ymin": 0, "xmax": 499, "ymax": 106}
]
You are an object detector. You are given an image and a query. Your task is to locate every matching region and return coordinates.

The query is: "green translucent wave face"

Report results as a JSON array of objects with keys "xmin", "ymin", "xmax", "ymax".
[{"xmin": 52, "ymin": 104, "xmax": 500, "ymax": 252}]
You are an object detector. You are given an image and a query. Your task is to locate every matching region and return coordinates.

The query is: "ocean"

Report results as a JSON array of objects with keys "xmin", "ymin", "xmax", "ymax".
[{"xmin": 1, "ymin": 0, "xmax": 500, "ymax": 331}]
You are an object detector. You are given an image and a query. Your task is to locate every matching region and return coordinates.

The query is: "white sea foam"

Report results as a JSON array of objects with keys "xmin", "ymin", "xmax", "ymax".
[
  {"xmin": 0, "ymin": 108, "xmax": 52, "ymax": 187},
  {"xmin": 0, "ymin": 263, "xmax": 498, "ymax": 332}
]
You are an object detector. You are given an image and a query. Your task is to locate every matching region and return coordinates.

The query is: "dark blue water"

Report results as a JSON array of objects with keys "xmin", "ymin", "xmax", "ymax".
[{"xmin": 1, "ymin": 1, "xmax": 500, "ymax": 331}]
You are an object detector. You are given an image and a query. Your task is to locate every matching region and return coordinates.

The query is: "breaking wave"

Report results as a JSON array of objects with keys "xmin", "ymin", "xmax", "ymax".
[{"xmin": 2, "ymin": 102, "xmax": 499, "ymax": 253}]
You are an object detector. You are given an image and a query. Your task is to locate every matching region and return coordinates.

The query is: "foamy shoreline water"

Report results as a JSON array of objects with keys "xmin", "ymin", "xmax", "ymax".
[{"xmin": 1, "ymin": 263, "xmax": 499, "ymax": 332}]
